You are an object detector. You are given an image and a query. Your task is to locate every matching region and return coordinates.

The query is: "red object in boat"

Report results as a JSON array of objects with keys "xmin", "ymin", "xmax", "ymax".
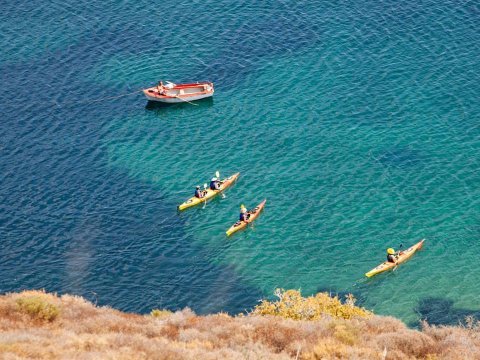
[{"xmin": 143, "ymin": 81, "xmax": 214, "ymax": 103}]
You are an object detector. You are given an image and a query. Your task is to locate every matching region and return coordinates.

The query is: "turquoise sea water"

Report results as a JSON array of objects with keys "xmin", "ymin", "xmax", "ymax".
[{"xmin": 1, "ymin": 0, "xmax": 479, "ymax": 326}]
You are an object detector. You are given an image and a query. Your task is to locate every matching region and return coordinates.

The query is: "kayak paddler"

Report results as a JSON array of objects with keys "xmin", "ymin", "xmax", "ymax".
[
  {"xmin": 194, "ymin": 185, "xmax": 205, "ymax": 199},
  {"xmin": 239, "ymin": 205, "xmax": 250, "ymax": 222},
  {"xmin": 210, "ymin": 177, "xmax": 223, "ymax": 191},
  {"xmin": 387, "ymin": 248, "xmax": 399, "ymax": 263}
]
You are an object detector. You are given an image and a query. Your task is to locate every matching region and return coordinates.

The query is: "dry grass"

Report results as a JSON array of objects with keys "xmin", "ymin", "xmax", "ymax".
[{"xmin": 0, "ymin": 290, "xmax": 479, "ymax": 359}]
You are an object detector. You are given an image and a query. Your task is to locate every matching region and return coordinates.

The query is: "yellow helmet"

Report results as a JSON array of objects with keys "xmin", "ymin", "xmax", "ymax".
[{"xmin": 387, "ymin": 248, "xmax": 395, "ymax": 255}]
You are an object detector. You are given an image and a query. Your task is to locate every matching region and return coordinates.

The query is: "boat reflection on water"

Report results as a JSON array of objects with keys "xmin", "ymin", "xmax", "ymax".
[{"xmin": 145, "ymin": 96, "xmax": 214, "ymax": 111}]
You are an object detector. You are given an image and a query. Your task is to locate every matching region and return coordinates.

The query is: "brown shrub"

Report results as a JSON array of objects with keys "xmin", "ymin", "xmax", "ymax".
[
  {"xmin": 363, "ymin": 315, "xmax": 407, "ymax": 335},
  {"xmin": 303, "ymin": 338, "xmax": 351, "ymax": 359},
  {"xmin": 374, "ymin": 331, "xmax": 436, "ymax": 359},
  {"xmin": 1, "ymin": 290, "xmax": 480, "ymax": 359},
  {"xmin": 329, "ymin": 321, "xmax": 360, "ymax": 346},
  {"xmin": 422, "ymin": 323, "xmax": 480, "ymax": 360},
  {"xmin": 160, "ymin": 323, "xmax": 180, "ymax": 339},
  {"xmin": 253, "ymin": 321, "xmax": 301, "ymax": 352}
]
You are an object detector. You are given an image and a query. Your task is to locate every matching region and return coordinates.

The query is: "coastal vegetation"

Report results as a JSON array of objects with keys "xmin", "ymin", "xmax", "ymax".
[
  {"xmin": 1, "ymin": 290, "xmax": 479, "ymax": 359},
  {"xmin": 252, "ymin": 289, "xmax": 371, "ymax": 320}
]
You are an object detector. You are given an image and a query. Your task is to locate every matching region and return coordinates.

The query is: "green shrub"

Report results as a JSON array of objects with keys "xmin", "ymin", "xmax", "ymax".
[
  {"xmin": 150, "ymin": 309, "xmax": 172, "ymax": 318},
  {"xmin": 16, "ymin": 296, "xmax": 59, "ymax": 322},
  {"xmin": 252, "ymin": 289, "xmax": 371, "ymax": 320}
]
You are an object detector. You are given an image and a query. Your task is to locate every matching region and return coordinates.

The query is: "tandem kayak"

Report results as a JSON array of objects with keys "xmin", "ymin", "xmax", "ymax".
[
  {"xmin": 226, "ymin": 199, "xmax": 266, "ymax": 236},
  {"xmin": 178, "ymin": 173, "xmax": 240, "ymax": 211},
  {"xmin": 365, "ymin": 239, "xmax": 425, "ymax": 278}
]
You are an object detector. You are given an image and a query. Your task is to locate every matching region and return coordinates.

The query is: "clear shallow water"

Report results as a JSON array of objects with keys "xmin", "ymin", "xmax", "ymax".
[{"xmin": 1, "ymin": 0, "xmax": 479, "ymax": 326}]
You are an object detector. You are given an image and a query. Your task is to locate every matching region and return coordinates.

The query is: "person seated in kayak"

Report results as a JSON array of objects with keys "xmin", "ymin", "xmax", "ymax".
[
  {"xmin": 194, "ymin": 185, "xmax": 205, "ymax": 199},
  {"xmin": 239, "ymin": 205, "xmax": 250, "ymax": 222},
  {"xmin": 209, "ymin": 177, "xmax": 223, "ymax": 191},
  {"xmin": 387, "ymin": 248, "xmax": 399, "ymax": 263}
]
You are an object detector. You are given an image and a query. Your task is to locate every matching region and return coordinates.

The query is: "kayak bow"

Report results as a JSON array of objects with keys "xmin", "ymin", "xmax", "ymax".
[
  {"xmin": 178, "ymin": 173, "xmax": 240, "ymax": 211},
  {"xmin": 365, "ymin": 239, "xmax": 425, "ymax": 278},
  {"xmin": 226, "ymin": 199, "xmax": 266, "ymax": 236}
]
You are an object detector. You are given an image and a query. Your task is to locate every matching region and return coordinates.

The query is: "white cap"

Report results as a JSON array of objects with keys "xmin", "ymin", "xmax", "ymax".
[{"xmin": 211, "ymin": 177, "xmax": 217, "ymax": 181}]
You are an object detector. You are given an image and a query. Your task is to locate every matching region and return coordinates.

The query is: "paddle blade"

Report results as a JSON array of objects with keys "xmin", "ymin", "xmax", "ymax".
[
  {"xmin": 203, "ymin": 183, "xmax": 208, "ymax": 189},
  {"xmin": 215, "ymin": 170, "xmax": 220, "ymax": 178}
]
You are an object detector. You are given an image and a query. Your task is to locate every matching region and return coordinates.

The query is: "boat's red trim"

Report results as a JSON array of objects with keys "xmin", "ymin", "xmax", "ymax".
[{"xmin": 170, "ymin": 82, "xmax": 212, "ymax": 89}]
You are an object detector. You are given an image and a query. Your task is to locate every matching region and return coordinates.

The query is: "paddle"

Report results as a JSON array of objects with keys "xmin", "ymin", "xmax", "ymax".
[
  {"xmin": 215, "ymin": 170, "xmax": 227, "ymax": 198},
  {"xmin": 392, "ymin": 244, "xmax": 403, "ymax": 272},
  {"xmin": 202, "ymin": 183, "xmax": 208, "ymax": 209}
]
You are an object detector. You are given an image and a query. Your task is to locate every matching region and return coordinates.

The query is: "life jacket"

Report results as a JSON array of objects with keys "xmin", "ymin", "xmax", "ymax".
[
  {"xmin": 195, "ymin": 189, "xmax": 202, "ymax": 198},
  {"xmin": 210, "ymin": 181, "xmax": 220, "ymax": 190},
  {"xmin": 239, "ymin": 212, "xmax": 248, "ymax": 221},
  {"xmin": 387, "ymin": 254, "xmax": 397, "ymax": 263}
]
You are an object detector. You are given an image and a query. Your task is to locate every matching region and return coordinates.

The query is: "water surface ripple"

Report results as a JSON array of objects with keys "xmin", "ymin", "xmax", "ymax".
[{"xmin": 0, "ymin": 0, "xmax": 479, "ymax": 324}]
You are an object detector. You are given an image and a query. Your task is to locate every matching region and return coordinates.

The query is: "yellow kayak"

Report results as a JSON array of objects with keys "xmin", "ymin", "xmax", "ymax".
[
  {"xmin": 178, "ymin": 173, "xmax": 240, "ymax": 211},
  {"xmin": 365, "ymin": 239, "xmax": 425, "ymax": 278},
  {"xmin": 226, "ymin": 199, "xmax": 266, "ymax": 236}
]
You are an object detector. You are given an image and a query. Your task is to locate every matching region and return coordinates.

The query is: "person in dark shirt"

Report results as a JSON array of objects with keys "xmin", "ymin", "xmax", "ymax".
[
  {"xmin": 239, "ymin": 205, "xmax": 250, "ymax": 222},
  {"xmin": 387, "ymin": 248, "xmax": 399, "ymax": 263},
  {"xmin": 194, "ymin": 186, "xmax": 205, "ymax": 199},
  {"xmin": 209, "ymin": 177, "xmax": 222, "ymax": 191}
]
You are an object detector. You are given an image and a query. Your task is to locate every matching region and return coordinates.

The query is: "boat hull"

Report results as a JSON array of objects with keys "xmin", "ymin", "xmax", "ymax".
[
  {"xmin": 365, "ymin": 239, "xmax": 425, "ymax": 278},
  {"xmin": 144, "ymin": 81, "xmax": 214, "ymax": 103},
  {"xmin": 178, "ymin": 173, "xmax": 240, "ymax": 211},
  {"xmin": 144, "ymin": 92, "xmax": 213, "ymax": 103},
  {"xmin": 226, "ymin": 199, "xmax": 266, "ymax": 236}
]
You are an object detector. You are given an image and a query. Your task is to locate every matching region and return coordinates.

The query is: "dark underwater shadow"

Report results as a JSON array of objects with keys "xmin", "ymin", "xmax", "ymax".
[
  {"xmin": 144, "ymin": 97, "xmax": 214, "ymax": 111},
  {"xmin": 411, "ymin": 297, "xmax": 480, "ymax": 327},
  {"xmin": 375, "ymin": 147, "xmax": 423, "ymax": 168}
]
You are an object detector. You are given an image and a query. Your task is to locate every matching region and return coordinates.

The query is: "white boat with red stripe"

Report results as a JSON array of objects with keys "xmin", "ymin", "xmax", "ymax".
[{"xmin": 143, "ymin": 81, "xmax": 214, "ymax": 103}]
